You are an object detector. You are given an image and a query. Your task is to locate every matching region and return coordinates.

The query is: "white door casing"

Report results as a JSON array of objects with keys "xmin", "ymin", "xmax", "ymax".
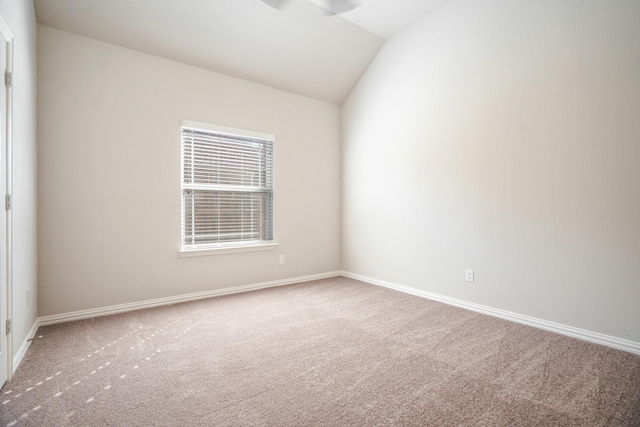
[{"xmin": 0, "ymin": 14, "xmax": 13, "ymax": 387}]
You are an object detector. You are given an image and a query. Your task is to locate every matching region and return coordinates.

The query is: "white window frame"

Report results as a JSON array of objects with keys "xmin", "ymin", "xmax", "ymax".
[{"xmin": 179, "ymin": 120, "xmax": 277, "ymax": 257}]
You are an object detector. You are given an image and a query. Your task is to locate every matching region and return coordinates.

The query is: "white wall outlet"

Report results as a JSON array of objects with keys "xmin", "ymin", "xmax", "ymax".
[
  {"xmin": 279, "ymin": 255, "xmax": 285, "ymax": 265},
  {"xmin": 465, "ymin": 269, "xmax": 474, "ymax": 282}
]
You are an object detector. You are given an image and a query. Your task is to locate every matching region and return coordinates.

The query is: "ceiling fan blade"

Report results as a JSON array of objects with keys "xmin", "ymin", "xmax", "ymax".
[
  {"xmin": 262, "ymin": 0, "xmax": 293, "ymax": 10},
  {"xmin": 325, "ymin": 0, "xmax": 361, "ymax": 15}
]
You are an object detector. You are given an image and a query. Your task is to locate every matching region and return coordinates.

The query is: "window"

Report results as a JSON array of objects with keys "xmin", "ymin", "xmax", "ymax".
[{"xmin": 181, "ymin": 121, "xmax": 275, "ymax": 255}]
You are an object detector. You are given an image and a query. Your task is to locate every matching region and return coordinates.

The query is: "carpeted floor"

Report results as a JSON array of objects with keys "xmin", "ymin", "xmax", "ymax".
[{"xmin": 1, "ymin": 277, "xmax": 639, "ymax": 426}]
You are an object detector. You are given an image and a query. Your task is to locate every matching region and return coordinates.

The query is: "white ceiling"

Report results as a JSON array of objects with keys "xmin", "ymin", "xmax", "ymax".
[
  {"xmin": 34, "ymin": 0, "xmax": 449, "ymax": 104},
  {"xmin": 315, "ymin": 0, "xmax": 452, "ymax": 39}
]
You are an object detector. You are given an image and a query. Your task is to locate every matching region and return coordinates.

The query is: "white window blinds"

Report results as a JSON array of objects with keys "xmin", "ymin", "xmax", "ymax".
[{"xmin": 181, "ymin": 122, "xmax": 274, "ymax": 249}]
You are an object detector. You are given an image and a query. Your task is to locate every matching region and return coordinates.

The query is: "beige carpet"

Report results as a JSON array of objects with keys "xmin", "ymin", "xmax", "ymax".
[{"xmin": 1, "ymin": 277, "xmax": 639, "ymax": 426}]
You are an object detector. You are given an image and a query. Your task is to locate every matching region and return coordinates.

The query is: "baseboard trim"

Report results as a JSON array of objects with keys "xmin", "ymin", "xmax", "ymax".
[
  {"xmin": 33, "ymin": 270, "xmax": 640, "ymax": 356},
  {"xmin": 13, "ymin": 319, "xmax": 40, "ymax": 374},
  {"xmin": 341, "ymin": 271, "xmax": 640, "ymax": 355},
  {"xmin": 38, "ymin": 271, "xmax": 341, "ymax": 327}
]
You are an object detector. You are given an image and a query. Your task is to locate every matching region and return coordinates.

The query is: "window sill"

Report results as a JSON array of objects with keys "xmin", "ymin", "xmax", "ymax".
[{"xmin": 179, "ymin": 242, "xmax": 279, "ymax": 257}]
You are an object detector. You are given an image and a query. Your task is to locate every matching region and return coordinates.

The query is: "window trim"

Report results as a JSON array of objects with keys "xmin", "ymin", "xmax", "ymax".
[
  {"xmin": 179, "ymin": 242, "xmax": 279, "ymax": 257},
  {"xmin": 180, "ymin": 120, "xmax": 276, "ymax": 256},
  {"xmin": 181, "ymin": 120, "xmax": 275, "ymax": 144}
]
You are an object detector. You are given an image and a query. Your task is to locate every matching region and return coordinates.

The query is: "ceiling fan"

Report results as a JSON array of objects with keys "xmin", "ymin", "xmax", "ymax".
[{"xmin": 262, "ymin": 0, "xmax": 362, "ymax": 15}]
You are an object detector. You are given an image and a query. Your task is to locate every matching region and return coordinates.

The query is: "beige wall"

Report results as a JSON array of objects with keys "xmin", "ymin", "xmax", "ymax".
[
  {"xmin": 342, "ymin": 0, "xmax": 640, "ymax": 342},
  {"xmin": 0, "ymin": 0, "xmax": 38, "ymax": 360},
  {"xmin": 37, "ymin": 26, "xmax": 341, "ymax": 316},
  {"xmin": 37, "ymin": 0, "xmax": 640, "ymax": 345}
]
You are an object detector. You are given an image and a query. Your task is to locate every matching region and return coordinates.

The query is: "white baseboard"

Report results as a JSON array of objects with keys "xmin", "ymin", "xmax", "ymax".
[
  {"xmin": 341, "ymin": 271, "xmax": 640, "ymax": 355},
  {"xmin": 29, "ymin": 270, "xmax": 640, "ymax": 362},
  {"xmin": 13, "ymin": 318, "xmax": 40, "ymax": 374},
  {"xmin": 38, "ymin": 271, "xmax": 341, "ymax": 327}
]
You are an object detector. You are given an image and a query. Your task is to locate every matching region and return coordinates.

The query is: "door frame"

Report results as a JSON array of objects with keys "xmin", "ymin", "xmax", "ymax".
[{"xmin": 0, "ymin": 14, "xmax": 13, "ymax": 382}]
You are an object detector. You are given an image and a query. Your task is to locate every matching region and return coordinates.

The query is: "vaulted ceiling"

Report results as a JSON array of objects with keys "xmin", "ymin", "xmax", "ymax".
[{"xmin": 34, "ymin": 0, "xmax": 450, "ymax": 104}]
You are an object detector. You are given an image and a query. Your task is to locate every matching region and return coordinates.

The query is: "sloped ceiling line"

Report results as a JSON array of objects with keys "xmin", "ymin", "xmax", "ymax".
[{"xmin": 35, "ymin": 0, "xmax": 449, "ymax": 104}]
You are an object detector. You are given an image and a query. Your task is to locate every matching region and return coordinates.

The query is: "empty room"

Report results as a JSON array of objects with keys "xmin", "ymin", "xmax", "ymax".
[{"xmin": 0, "ymin": 0, "xmax": 639, "ymax": 425}]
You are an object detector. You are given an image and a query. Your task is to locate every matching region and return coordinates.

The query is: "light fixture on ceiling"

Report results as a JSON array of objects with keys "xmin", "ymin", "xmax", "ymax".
[{"xmin": 262, "ymin": 0, "xmax": 362, "ymax": 15}]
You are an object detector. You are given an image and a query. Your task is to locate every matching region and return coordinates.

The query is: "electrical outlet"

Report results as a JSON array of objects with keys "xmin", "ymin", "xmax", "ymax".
[
  {"xmin": 279, "ymin": 255, "xmax": 285, "ymax": 265},
  {"xmin": 465, "ymin": 269, "xmax": 474, "ymax": 282},
  {"xmin": 27, "ymin": 290, "xmax": 31, "ymax": 308}
]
